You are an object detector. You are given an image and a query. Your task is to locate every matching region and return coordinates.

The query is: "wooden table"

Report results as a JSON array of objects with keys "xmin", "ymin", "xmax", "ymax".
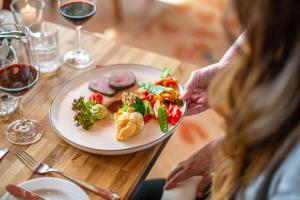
[{"xmin": 0, "ymin": 22, "xmax": 198, "ymax": 199}]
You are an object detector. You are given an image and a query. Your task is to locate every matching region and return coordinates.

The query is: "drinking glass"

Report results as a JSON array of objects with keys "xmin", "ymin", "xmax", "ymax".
[
  {"xmin": 28, "ymin": 22, "xmax": 60, "ymax": 74},
  {"xmin": 58, "ymin": 0, "xmax": 96, "ymax": 69},
  {"xmin": 0, "ymin": 24, "xmax": 43, "ymax": 145},
  {"xmin": 10, "ymin": 0, "xmax": 45, "ymax": 27}
]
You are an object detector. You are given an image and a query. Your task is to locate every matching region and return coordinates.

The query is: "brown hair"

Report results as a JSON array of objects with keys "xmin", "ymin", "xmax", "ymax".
[{"xmin": 209, "ymin": 0, "xmax": 300, "ymax": 199}]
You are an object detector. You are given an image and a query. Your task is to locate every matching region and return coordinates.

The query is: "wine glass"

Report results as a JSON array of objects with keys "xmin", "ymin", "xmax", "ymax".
[
  {"xmin": 0, "ymin": 0, "xmax": 4, "ymax": 24},
  {"xmin": 0, "ymin": 39, "xmax": 19, "ymax": 119},
  {"xmin": 0, "ymin": 23, "xmax": 43, "ymax": 145},
  {"xmin": 58, "ymin": 0, "xmax": 96, "ymax": 69}
]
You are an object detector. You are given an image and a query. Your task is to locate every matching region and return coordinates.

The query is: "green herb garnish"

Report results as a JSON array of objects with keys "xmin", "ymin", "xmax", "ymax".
[
  {"xmin": 72, "ymin": 97, "xmax": 108, "ymax": 130},
  {"xmin": 118, "ymin": 104, "xmax": 130, "ymax": 112},
  {"xmin": 132, "ymin": 96, "xmax": 145, "ymax": 116},
  {"xmin": 120, "ymin": 92, "xmax": 145, "ymax": 115}
]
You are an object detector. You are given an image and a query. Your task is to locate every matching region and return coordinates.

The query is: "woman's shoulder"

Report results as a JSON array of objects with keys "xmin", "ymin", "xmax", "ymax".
[
  {"xmin": 269, "ymin": 142, "xmax": 300, "ymax": 198},
  {"xmin": 240, "ymin": 143, "xmax": 300, "ymax": 200}
]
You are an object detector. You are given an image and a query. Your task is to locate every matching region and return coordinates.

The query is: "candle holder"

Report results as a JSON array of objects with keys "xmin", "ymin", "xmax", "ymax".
[{"xmin": 10, "ymin": 0, "xmax": 45, "ymax": 27}]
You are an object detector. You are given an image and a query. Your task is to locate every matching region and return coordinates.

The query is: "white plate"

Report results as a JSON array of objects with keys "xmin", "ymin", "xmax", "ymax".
[
  {"xmin": 49, "ymin": 64, "xmax": 186, "ymax": 155},
  {"xmin": 1, "ymin": 177, "xmax": 89, "ymax": 200}
]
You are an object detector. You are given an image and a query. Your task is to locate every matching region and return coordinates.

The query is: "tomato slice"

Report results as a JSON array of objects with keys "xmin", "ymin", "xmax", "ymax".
[{"xmin": 167, "ymin": 104, "xmax": 182, "ymax": 125}]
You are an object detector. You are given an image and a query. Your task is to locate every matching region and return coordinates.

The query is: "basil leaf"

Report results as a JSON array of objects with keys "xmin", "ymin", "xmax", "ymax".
[
  {"xmin": 158, "ymin": 106, "xmax": 168, "ymax": 133},
  {"xmin": 138, "ymin": 82, "xmax": 173, "ymax": 95},
  {"xmin": 132, "ymin": 96, "xmax": 145, "ymax": 116},
  {"xmin": 160, "ymin": 67, "xmax": 171, "ymax": 78}
]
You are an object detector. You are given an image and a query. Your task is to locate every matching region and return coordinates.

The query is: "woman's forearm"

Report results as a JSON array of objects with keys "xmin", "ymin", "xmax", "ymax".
[
  {"xmin": 194, "ymin": 31, "xmax": 247, "ymax": 88},
  {"xmin": 219, "ymin": 31, "xmax": 248, "ymax": 68}
]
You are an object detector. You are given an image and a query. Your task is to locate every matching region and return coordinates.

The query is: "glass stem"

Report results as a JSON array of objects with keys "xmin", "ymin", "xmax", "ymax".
[
  {"xmin": 18, "ymin": 96, "xmax": 25, "ymax": 123},
  {"xmin": 75, "ymin": 25, "xmax": 82, "ymax": 52}
]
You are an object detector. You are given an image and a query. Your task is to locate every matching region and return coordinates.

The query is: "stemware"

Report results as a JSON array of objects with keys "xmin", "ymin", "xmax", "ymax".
[
  {"xmin": 0, "ymin": 39, "xmax": 18, "ymax": 119},
  {"xmin": 10, "ymin": 0, "xmax": 45, "ymax": 27},
  {"xmin": 0, "ymin": 0, "xmax": 4, "ymax": 24},
  {"xmin": 0, "ymin": 23, "xmax": 43, "ymax": 145},
  {"xmin": 58, "ymin": 0, "xmax": 96, "ymax": 69}
]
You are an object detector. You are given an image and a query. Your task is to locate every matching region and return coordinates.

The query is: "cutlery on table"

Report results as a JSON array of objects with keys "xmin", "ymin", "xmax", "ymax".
[
  {"xmin": 15, "ymin": 149, "xmax": 120, "ymax": 200},
  {"xmin": 0, "ymin": 31, "xmax": 25, "ymax": 36},
  {"xmin": 0, "ymin": 147, "xmax": 9, "ymax": 161},
  {"xmin": 6, "ymin": 184, "xmax": 45, "ymax": 200}
]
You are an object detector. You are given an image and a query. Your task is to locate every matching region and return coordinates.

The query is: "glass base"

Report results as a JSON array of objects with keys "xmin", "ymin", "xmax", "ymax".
[
  {"xmin": 6, "ymin": 119, "xmax": 43, "ymax": 145},
  {"xmin": 63, "ymin": 48, "xmax": 94, "ymax": 69}
]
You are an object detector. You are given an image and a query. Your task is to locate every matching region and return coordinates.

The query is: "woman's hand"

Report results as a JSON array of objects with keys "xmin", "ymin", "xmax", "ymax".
[
  {"xmin": 164, "ymin": 138, "xmax": 222, "ymax": 197},
  {"xmin": 181, "ymin": 63, "xmax": 223, "ymax": 116}
]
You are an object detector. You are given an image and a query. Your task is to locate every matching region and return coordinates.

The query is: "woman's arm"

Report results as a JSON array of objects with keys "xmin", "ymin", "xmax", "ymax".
[
  {"xmin": 164, "ymin": 136, "xmax": 224, "ymax": 197},
  {"xmin": 181, "ymin": 31, "xmax": 247, "ymax": 116},
  {"xmin": 219, "ymin": 31, "xmax": 248, "ymax": 66}
]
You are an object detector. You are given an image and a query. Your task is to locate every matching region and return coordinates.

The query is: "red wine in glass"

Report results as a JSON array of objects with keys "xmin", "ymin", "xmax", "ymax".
[
  {"xmin": 59, "ymin": 1, "xmax": 96, "ymax": 26},
  {"xmin": 0, "ymin": 64, "xmax": 38, "ymax": 96},
  {"xmin": 58, "ymin": 0, "xmax": 96, "ymax": 69}
]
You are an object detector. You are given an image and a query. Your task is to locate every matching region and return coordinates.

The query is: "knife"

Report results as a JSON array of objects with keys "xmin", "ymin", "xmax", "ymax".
[
  {"xmin": 0, "ymin": 147, "xmax": 9, "ymax": 161},
  {"xmin": 6, "ymin": 184, "xmax": 45, "ymax": 200}
]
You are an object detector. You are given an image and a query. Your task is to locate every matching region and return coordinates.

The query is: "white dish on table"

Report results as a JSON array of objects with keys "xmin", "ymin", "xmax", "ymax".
[
  {"xmin": 49, "ymin": 64, "xmax": 186, "ymax": 155},
  {"xmin": 1, "ymin": 177, "xmax": 89, "ymax": 200}
]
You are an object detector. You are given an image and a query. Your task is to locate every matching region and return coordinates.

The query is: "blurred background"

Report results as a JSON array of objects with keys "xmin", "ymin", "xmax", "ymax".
[{"xmin": 2, "ymin": 0, "xmax": 232, "ymax": 179}]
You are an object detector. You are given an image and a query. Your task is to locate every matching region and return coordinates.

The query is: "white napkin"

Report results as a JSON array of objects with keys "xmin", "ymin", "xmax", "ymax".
[{"xmin": 161, "ymin": 176, "xmax": 203, "ymax": 200}]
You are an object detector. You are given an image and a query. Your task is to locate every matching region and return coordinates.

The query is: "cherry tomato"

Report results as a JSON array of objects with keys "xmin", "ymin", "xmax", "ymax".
[
  {"xmin": 144, "ymin": 114, "xmax": 152, "ymax": 123},
  {"xmin": 146, "ymin": 93, "xmax": 156, "ymax": 103},
  {"xmin": 89, "ymin": 93, "xmax": 103, "ymax": 104},
  {"xmin": 165, "ymin": 82, "xmax": 177, "ymax": 88},
  {"xmin": 167, "ymin": 104, "xmax": 182, "ymax": 125}
]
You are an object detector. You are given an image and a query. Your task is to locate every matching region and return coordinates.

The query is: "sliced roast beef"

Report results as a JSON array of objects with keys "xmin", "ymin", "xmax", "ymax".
[
  {"xmin": 109, "ymin": 71, "xmax": 136, "ymax": 90},
  {"xmin": 89, "ymin": 77, "xmax": 117, "ymax": 97}
]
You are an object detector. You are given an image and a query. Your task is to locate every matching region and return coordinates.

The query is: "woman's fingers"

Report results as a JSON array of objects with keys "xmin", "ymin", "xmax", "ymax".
[
  {"xmin": 166, "ymin": 164, "xmax": 184, "ymax": 182},
  {"xmin": 190, "ymin": 93, "xmax": 202, "ymax": 101},
  {"xmin": 164, "ymin": 170, "xmax": 189, "ymax": 190},
  {"xmin": 196, "ymin": 175, "xmax": 211, "ymax": 198},
  {"xmin": 185, "ymin": 105, "xmax": 207, "ymax": 116},
  {"xmin": 188, "ymin": 103, "xmax": 196, "ymax": 109}
]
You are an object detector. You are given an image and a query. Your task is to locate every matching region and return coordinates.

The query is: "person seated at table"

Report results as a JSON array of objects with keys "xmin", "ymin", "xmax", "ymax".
[{"xmin": 133, "ymin": 0, "xmax": 300, "ymax": 199}]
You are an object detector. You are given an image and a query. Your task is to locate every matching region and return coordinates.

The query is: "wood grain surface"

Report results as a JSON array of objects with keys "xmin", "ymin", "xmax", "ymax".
[{"xmin": 0, "ymin": 22, "xmax": 198, "ymax": 200}]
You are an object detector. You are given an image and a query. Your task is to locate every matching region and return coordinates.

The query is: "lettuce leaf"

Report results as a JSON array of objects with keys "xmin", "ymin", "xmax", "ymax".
[
  {"xmin": 160, "ymin": 67, "xmax": 171, "ymax": 78},
  {"xmin": 138, "ymin": 82, "xmax": 173, "ymax": 95}
]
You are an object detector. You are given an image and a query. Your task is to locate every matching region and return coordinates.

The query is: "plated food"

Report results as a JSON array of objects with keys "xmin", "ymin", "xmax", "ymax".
[
  {"xmin": 71, "ymin": 67, "xmax": 184, "ymax": 141},
  {"xmin": 50, "ymin": 64, "xmax": 186, "ymax": 155}
]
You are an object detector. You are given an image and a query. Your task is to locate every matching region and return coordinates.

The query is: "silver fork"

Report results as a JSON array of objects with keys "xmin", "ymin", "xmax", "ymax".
[{"xmin": 15, "ymin": 149, "xmax": 120, "ymax": 200}]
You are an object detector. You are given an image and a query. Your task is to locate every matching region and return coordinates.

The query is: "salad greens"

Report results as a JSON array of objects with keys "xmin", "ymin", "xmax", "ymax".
[
  {"xmin": 72, "ymin": 97, "xmax": 108, "ymax": 130},
  {"xmin": 160, "ymin": 67, "xmax": 171, "ymax": 78},
  {"xmin": 144, "ymin": 100, "xmax": 154, "ymax": 116},
  {"xmin": 138, "ymin": 82, "xmax": 173, "ymax": 95}
]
